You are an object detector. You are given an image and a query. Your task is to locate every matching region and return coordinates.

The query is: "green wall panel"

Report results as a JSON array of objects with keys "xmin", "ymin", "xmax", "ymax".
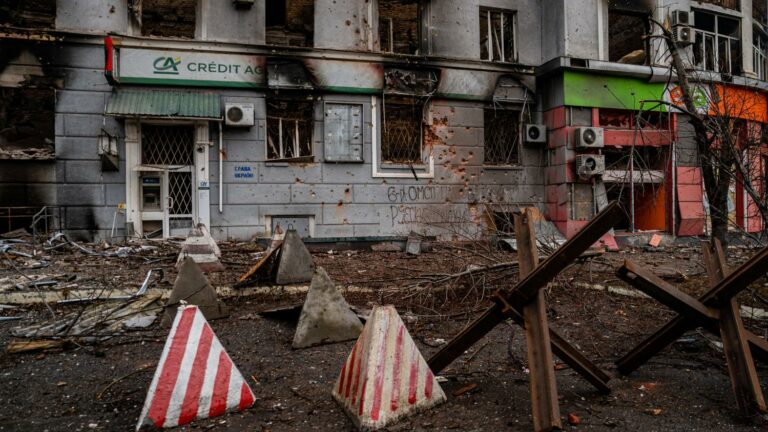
[{"xmin": 563, "ymin": 71, "xmax": 668, "ymax": 111}]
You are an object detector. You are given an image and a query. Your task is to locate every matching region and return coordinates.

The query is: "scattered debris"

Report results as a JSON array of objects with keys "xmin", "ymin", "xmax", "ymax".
[{"xmin": 452, "ymin": 383, "xmax": 478, "ymax": 397}]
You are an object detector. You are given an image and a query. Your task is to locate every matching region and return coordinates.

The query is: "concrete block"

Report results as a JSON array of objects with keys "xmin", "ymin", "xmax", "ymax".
[
  {"xmin": 320, "ymin": 162, "xmax": 374, "ymax": 184},
  {"xmin": 227, "ymin": 184, "xmax": 290, "ymax": 205},
  {"xmin": 259, "ymin": 163, "xmax": 323, "ymax": 184},
  {"xmin": 353, "ymin": 224, "xmax": 384, "ymax": 237},
  {"xmin": 65, "ymin": 160, "xmax": 104, "ymax": 183},
  {"xmin": 212, "ymin": 204, "xmax": 261, "ymax": 226},
  {"xmin": 292, "ymin": 267, "xmax": 363, "ymax": 348},
  {"xmin": 64, "ymin": 114, "xmax": 105, "ymax": 137},
  {"xmin": 291, "ymin": 184, "xmax": 352, "ymax": 204},
  {"xmin": 56, "ymin": 90, "xmax": 106, "ymax": 115},
  {"xmin": 224, "ymin": 139, "xmax": 262, "ymax": 162},
  {"xmin": 315, "ymin": 224, "xmax": 354, "ymax": 238},
  {"xmin": 56, "ymin": 137, "xmax": 99, "ymax": 160},
  {"xmin": 0, "ymin": 161, "xmax": 56, "ymax": 183},
  {"xmin": 57, "ymin": 184, "xmax": 105, "ymax": 206},
  {"xmin": 105, "ymin": 183, "xmax": 126, "ymax": 206},
  {"xmin": 64, "ymin": 68, "xmax": 114, "ymax": 92},
  {"xmin": 323, "ymin": 203, "xmax": 381, "ymax": 225},
  {"xmin": 429, "ymin": 105, "xmax": 484, "ymax": 128}
]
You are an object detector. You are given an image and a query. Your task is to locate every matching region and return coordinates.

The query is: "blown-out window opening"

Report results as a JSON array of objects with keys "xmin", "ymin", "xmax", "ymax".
[
  {"xmin": 480, "ymin": 8, "xmax": 516, "ymax": 63},
  {"xmin": 266, "ymin": 99, "xmax": 314, "ymax": 161}
]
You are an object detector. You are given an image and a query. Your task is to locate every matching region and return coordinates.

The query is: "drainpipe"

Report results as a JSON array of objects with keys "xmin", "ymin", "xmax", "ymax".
[{"xmin": 218, "ymin": 121, "xmax": 223, "ymax": 214}]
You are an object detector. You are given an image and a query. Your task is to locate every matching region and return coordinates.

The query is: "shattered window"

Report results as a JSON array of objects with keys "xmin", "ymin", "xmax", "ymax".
[
  {"xmin": 693, "ymin": 10, "xmax": 742, "ymax": 75},
  {"xmin": 483, "ymin": 108, "xmax": 520, "ymax": 166},
  {"xmin": 379, "ymin": 0, "xmax": 420, "ymax": 54},
  {"xmin": 266, "ymin": 0, "xmax": 314, "ymax": 47},
  {"xmin": 0, "ymin": 1, "xmax": 56, "ymax": 29},
  {"xmin": 755, "ymin": 30, "xmax": 768, "ymax": 81},
  {"xmin": 0, "ymin": 87, "xmax": 55, "ymax": 160},
  {"xmin": 479, "ymin": 8, "xmax": 515, "ymax": 63},
  {"xmin": 266, "ymin": 98, "xmax": 314, "ymax": 161},
  {"xmin": 608, "ymin": 10, "xmax": 649, "ymax": 64},
  {"xmin": 381, "ymin": 96, "xmax": 423, "ymax": 164},
  {"xmin": 141, "ymin": 0, "xmax": 197, "ymax": 38}
]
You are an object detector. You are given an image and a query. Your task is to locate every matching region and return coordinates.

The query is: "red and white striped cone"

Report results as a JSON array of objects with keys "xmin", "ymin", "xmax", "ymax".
[
  {"xmin": 332, "ymin": 305, "xmax": 446, "ymax": 430},
  {"xmin": 137, "ymin": 305, "xmax": 255, "ymax": 430}
]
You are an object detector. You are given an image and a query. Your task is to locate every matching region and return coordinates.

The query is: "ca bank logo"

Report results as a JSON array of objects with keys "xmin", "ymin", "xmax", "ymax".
[{"xmin": 153, "ymin": 57, "xmax": 181, "ymax": 75}]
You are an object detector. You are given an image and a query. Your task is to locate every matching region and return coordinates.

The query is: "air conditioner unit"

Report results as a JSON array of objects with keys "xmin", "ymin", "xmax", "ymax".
[
  {"xmin": 524, "ymin": 124, "xmax": 547, "ymax": 144},
  {"xmin": 673, "ymin": 26, "xmax": 694, "ymax": 46},
  {"xmin": 225, "ymin": 103, "xmax": 255, "ymax": 127},
  {"xmin": 574, "ymin": 127, "xmax": 604, "ymax": 148},
  {"xmin": 575, "ymin": 154, "xmax": 605, "ymax": 179},
  {"xmin": 670, "ymin": 10, "xmax": 694, "ymax": 27}
]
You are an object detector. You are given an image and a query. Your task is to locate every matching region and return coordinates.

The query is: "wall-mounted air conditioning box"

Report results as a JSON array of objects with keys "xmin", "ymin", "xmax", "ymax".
[
  {"xmin": 225, "ymin": 103, "xmax": 255, "ymax": 127},
  {"xmin": 574, "ymin": 127, "xmax": 604, "ymax": 149}
]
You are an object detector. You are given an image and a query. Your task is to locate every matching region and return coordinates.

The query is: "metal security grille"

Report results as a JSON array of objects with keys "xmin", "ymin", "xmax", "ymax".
[
  {"xmin": 484, "ymin": 108, "xmax": 520, "ymax": 165},
  {"xmin": 141, "ymin": 125, "xmax": 194, "ymax": 166},
  {"xmin": 382, "ymin": 97, "xmax": 423, "ymax": 163},
  {"xmin": 168, "ymin": 171, "xmax": 192, "ymax": 216}
]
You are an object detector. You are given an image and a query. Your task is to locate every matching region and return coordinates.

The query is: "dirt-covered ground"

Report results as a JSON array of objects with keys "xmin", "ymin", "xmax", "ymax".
[{"xmin": 1, "ymin": 237, "xmax": 768, "ymax": 431}]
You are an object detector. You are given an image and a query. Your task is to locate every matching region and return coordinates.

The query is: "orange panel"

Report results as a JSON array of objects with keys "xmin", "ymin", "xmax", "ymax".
[
  {"xmin": 635, "ymin": 184, "xmax": 666, "ymax": 231},
  {"xmin": 712, "ymin": 85, "xmax": 768, "ymax": 123}
]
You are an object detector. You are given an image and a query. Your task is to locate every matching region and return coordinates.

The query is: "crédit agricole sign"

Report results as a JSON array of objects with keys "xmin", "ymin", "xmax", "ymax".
[{"xmin": 115, "ymin": 47, "xmax": 265, "ymax": 88}]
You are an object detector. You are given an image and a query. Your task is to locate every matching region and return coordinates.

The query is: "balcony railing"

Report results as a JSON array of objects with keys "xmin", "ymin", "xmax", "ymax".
[{"xmin": 697, "ymin": 0, "xmax": 740, "ymax": 11}]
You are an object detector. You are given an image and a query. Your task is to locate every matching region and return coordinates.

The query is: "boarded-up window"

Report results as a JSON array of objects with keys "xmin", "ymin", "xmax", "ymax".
[
  {"xmin": 381, "ymin": 96, "xmax": 423, "ymax": 164},
  {"xmin": 0, "ymin": 87, "xmax": 55, "ymax": 160},
  {"xmin": 0, "ymin": 1, "xmax": 56, "ymax": 29},
  {"xmin": 484, "ymin": 108, "xmax": 520, "ymax": 165},
  {"xmin": 379, "ymin": 0, "xmax": 420, "ymax": 54},
  {"xmin": 266, "ymin": 0, "xmax": 314, "ymax": 47},
  {"xmin": 267, "ymin": 98, "xmax": 314, "ymax": 161},
  {"xmin": 142, "ymin": 0, "xmax": 197, "ymax": 38},
  {"xmin": 324, "ymin": 103, "xmax": 363, "ymax": 162}
]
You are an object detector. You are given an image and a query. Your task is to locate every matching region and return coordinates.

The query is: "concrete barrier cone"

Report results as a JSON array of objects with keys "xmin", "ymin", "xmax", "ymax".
[
  {"xmin": 176, "ymin": 224, "xmax": 225, "ymax": 273},
  {"xmin": 292, "ymin": 267, "xmax": 363, "ymax": 348},
  {"xmin": 274, "ymin": 229, "xmax": 315, "ymax": 285},
  {"xmin": 137, "ymin": 305, "xmax": 255, "ymax": 430},
  {"xmin": 332, "ymin": 305, "xmax": 446, "ymax": 430},
  {"xmin": 163, "ymin": 257, "xmax": 229, "ymax": 326}
]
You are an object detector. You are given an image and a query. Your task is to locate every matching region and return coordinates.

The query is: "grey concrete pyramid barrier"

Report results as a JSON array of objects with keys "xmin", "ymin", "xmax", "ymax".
[
  {"xmin": 274, "ymin": 229, "xmax": 315, "ymax": 285},
  {"xmin": 292, "ymin": 267, "xmax": 363, "ymax": 349},
  {"xmin": 162, "ymin": 257, "xmax": 229, "ymax": 326}
]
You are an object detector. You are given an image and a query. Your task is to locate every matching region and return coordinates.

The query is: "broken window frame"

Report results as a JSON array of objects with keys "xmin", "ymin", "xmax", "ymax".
[
  {"xmin": 479, "ymin": 8, "xmax": 516, "ymax": 63},
  {"xmin": 378, "ymin": 0, "xmax": 422, "ymax": 55},
  {"xmin": 754, "ymin": 27, "xmax": 768, "ymax": 81},
  {"xmin": 693, "ymin": 9, "xmax": 742, "ymax": 75},
  {"xmin": 266, "ymin": 97, "xmax": 315, "ymax": 163},
  {"xmin": 607, "ymin": 8, "xmax": 651, "ymax": 64},
  {"xmin": 265, "ymin": 0, "xmax": 315, "ymax": 47},
  {"xmin": 0, "ymin": 85, "xmax": 56, "ymax": 161},
  {"xmin": 483, "ymin": 106, "xmax": 523, "ymax": 167},
  {"xmin": 380, "ymin": 95, "xmax": 425, "ymax": 165}
]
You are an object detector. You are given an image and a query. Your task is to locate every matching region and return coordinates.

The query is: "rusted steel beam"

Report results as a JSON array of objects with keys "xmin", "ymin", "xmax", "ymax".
[
  {"xmin": 428, "ymin": 202, "xmax": 622, "ymax": 380},
  {"xmin": 617, "ymin": 244, "xmax": 768, "ymax": 375},
  {"xmin": 516, "ymin": 210, "xmax": 562, "ymax": 432},
  {"xmin": 703, "ymin": 240, "xmax": 766, "ymax": 417},
  {"xmin": 618, "ymin": 260, "xmax": 719, "ymax": 322}
]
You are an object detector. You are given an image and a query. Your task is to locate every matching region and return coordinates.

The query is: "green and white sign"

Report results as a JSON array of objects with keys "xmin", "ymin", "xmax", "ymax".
[{"xmin": 116, "ymin": 47, "xmax": 266, "ymax": 88}]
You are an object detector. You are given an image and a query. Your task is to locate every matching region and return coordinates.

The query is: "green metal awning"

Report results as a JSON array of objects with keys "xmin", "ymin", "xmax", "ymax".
[{"xmin": 106, "ymin": 90, "xmax": 221, "ymax": 119}]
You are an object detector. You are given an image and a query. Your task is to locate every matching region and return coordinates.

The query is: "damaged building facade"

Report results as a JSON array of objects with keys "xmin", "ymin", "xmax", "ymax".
[{"xmin": 0, "ymin": 0, "xmax": 766, "ymax": 242}]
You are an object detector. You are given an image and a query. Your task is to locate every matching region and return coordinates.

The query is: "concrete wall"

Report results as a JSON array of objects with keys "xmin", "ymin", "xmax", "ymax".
[
  {"xmin": 55, "ymin": 0, "xmax": 128, "ymax": 33},
  {"xmin": 314, "ymin": 0, "xmax": 372, "ymax": 51},
  {"xmin": 203, "ymin": 0, "xmax": 265, "ymax": 45},
  {"xmin": 429, "ymin": 0, "xmax": 541, "ymax": 65}
]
